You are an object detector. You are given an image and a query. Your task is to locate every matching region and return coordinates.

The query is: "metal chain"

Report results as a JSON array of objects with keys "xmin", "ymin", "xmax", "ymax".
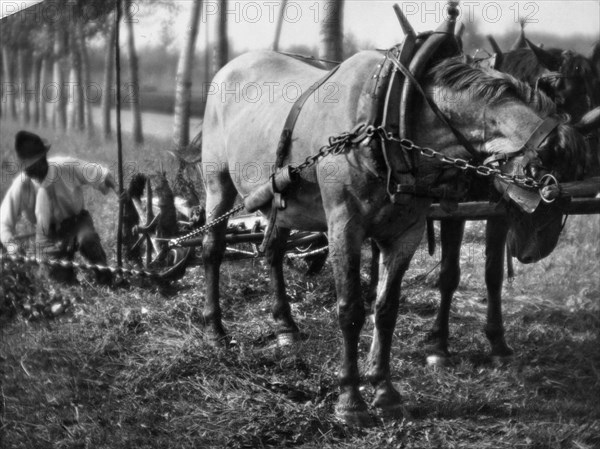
[
  {"xmin": 170, "ymin": 123, "xmax": 543, "ymax": 248},
  {"xmin": 1, "ymin": 252, "xmax": 160, "ymax": 279},
  {"xmin": 169, "ymin": 203, "xmax": 246, "ymax": 247},
  {"xmin": 368, "ymin": 126, "xmax": 542, "ymax": 189},
  {"xmin": 171, "ymin": 131, "xmax": 357, "ymax": 247},
  {"xmin": 290, "ymin": 131, "xmax": 356, "ymax": 174}
]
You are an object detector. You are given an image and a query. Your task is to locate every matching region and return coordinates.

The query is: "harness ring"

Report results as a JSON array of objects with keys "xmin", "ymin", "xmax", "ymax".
[{"xmin": 539, "ymin": 173, "xmax": 560, "ymax": 203}]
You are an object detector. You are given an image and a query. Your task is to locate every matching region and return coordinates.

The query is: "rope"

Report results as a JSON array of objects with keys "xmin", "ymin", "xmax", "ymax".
[{"xmin": 1, "ymin": 252, "xmax": 161, "ymax": 279}]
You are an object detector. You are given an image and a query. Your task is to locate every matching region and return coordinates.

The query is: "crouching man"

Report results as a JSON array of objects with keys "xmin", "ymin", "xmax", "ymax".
[{"xmin": 0, "ymin": 131, "xmax": 116, "ymax": 284}]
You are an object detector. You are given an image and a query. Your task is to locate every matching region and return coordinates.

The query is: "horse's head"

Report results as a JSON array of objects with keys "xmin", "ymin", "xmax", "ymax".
[
  {"xmin": 527, "ymin": 40, "xmax": 599, "ymax": 121},
  {"xmin": 501, "ymin": 122, "xmax": 588, "ymax": 263},
  {"xmin": 425, "ymin": 57, "xmax": 590, "ymax": 263}
]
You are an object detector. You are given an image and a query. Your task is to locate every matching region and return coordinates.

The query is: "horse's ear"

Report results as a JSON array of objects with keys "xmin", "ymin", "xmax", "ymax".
[
  {"xmin": 526, "ymin": 38, "xmax": 561, "ymax": 71},
  {"xmin": 574, "ymin": 106, "xmax": 600, "ymax": 134},
  {"xmin": 510, "ymin": 19, "xmax": 528, "ymax": 51},
  {"xmin": 487, "ymin": 35, "xmax": 502, "ymax": 54}
]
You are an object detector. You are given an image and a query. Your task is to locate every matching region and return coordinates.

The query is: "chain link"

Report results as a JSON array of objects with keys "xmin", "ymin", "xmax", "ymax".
[
  {"xmin": 169, "ymin": 203, "xmax": 246, "ymax": 247},
  {"xmin": 171, "ymin": 131, "xmax": 358, "ymax": 247},
  {"xmin": 373, "ymin": 126, "xmax": 542, "ymax": 189},
  {"xmin": 171, "ymin": 123, "xmax": 543, "ymax": 249}
]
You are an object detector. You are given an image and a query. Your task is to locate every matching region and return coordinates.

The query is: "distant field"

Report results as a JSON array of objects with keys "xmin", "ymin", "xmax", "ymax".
[
  {"xmin": 136, "ymin": 90, "xmax": 207, "ymax": 117},
  {"xmin": 1, "ymin": 116, "xmax": 599, "ymax": 449}
]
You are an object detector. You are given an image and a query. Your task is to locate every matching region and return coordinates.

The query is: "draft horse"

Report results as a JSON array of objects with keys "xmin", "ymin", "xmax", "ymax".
[
  {"xmin": 423, "ymin": 33, "xmax": 600, "ymax": 366},
  {"xmin": 199, "ymin": 37, "xmax": 588, "ymax": 423}
]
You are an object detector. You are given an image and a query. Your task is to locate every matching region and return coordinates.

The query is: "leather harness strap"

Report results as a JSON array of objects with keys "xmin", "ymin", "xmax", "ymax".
[
  {"xmin": 387, "ymin": 53, "xmax": 480, "ymax": 158},
  {"xmin": 483, "ymin": 117, "xmax": 560, "ymax": 166},
  {"xmin": 274, "ymin": 65, "xmax": 341, "ymax": 169},
  {"xmin": 259, "ymin": 64, "xmax": 341, "ymax": 254}
]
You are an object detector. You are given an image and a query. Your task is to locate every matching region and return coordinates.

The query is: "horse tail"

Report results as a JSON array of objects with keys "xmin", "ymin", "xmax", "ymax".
[{"xmin": 169, "ymin": 127, "xmax": 204, "ymax": 165}]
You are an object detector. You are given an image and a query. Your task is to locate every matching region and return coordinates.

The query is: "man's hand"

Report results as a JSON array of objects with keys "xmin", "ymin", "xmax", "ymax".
[{"xmin": 104, "ymin": 173, "xmax": 117, "ymax": 193}]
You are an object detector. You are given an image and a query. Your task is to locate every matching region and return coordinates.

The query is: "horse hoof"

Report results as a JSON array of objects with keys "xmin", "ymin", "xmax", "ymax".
[
  {"xmin": 276, "ymin": 332, "xmax": 300, "ymax": 347},
  {"xmin": 426, "ymin": 354, "xmax": 449, "ymax": 367},
  {"xmin": 334, "ymin": 408, "xmax": 374, "ymax": 427}
]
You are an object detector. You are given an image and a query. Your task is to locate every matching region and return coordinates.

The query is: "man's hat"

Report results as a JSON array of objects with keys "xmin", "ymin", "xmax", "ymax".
[{"xmin": 15, "ymin": 130, "xmax": 51, "ymax": 169}]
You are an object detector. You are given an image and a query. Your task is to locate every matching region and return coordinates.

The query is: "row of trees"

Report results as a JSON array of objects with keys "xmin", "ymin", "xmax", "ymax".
[
  {"xmin": 172, "ymin": 0, "xmax": 345, "ymax": 151},
  {"xmin": 1, "ymin": 0, "xmax": 345, "ymax": 150},
  {"xmin": 0, "ymin": 0, "xmax": 144, "ymax": 143}
]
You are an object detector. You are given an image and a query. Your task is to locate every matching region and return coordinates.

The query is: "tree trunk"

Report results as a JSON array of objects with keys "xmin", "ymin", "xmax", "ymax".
[
  {"xmin": 2, "ymin": 45, "xmax": 17, "ymax": 120},
  {"xmin": 77, "ymin": 18, "xmax": 94, "ymax": 136},
  {"xmin": 214, "ymin": 0, "xmax": 229, "ymax": 71},
  {"xmin": 272, "ymin": 0, "xmax": 287, "ymax": 51},
  {"xmin": 173, "ymin": 0, "xmax": 202, "ymax": 151},
  {"xmin": 318, "ymin": 0, "xmax": 344, "ymax": 64},
  {"xmin": 53, "ymin": 27, "xmax": 67, "ymax": 130},
  {"xmin": 124, "ymin": 0, "xmax": 143, "ymax": 144},
  {"xmin": 17, "ymin": 49, "xmax": 31, "ymax": 124},
  {"xmin": 69, "ymin": 25, "xmax": 84, "ymax": 131},
  {"xmin": 203, "ymin": 9, "xmax": 211, "ymax": 83},
  {"xmin": 32, "ymin": 54, "xmax": 42, "ymax": 126},
  {"xmin": 39, "ymin": 56, "xmax": 48, "ymax": 126},
  {"xmin": 102, "ymin": 14, "xmax": 116, "ymax": 139}
]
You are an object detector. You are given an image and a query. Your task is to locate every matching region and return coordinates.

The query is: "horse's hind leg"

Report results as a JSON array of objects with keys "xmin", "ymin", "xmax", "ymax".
[
  {"xmin": 201, "ymin": 170, "xmax": 238, "ymax": 346},
  {"xmin": 426, "ymin": 219, "xmax": 465, "ymax": 366},
  {"xmin": 264, "ymin": 226, "xmax": 300, "ymax": 346},
  {"xmin": 484, "ymin": 217, "xmax": 513, "ymax": 361},
  {"xmin": 367, "ymin": 221, "xmax": 424, "ymax": 417},
  {"xmin": 365, "ymin": 240, "xmax": 380, "ymax": 316}
]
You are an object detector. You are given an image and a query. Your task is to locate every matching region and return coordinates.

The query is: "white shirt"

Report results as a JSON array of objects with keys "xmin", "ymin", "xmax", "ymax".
[{"xmin": 1, "ymin": 156, "xmax": 112, "ymax": 251}]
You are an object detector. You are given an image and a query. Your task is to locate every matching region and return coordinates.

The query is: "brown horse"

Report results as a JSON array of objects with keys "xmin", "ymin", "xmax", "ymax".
[
  {"xmin": 422, "ymin": 36, "xmax": 600, "ymax": 366},
  {"xmin": 199, "ymin": 50, "xmax": 587, "ymax": 425}
]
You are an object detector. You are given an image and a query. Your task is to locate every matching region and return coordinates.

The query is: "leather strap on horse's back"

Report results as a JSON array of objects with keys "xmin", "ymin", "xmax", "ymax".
[
  {"xmin": 260, "ymin": 63, "xmax": 341, "ymax": 254},
  {"xmin": 274, "ymin": 64, "xmax": 341, "ymax": 169}
]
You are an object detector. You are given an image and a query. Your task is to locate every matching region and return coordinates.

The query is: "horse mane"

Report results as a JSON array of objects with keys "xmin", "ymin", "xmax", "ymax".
[
  {"xmin": 428, "ymin": 56, "xmax": 556, "ymax": 116},
  {"xmin": 429, "ymin": 57, "xmax": 590, "ymax": 181}
]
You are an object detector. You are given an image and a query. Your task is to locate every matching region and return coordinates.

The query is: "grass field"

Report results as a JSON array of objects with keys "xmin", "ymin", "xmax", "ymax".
[{"xmin": 1, "ymin": 118, "xmax": 599, "ymax": 448}]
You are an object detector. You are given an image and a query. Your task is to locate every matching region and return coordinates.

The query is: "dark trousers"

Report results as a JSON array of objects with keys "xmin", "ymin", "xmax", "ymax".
[{"xmin": 41, "ymin": 210, "xmax": 111, "ymax": 284}]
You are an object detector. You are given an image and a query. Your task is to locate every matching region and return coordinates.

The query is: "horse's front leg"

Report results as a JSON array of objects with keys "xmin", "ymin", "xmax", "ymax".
[
  {"xmin": 264, "ymin": 226, "xmax": 300, "ymax": 346},
  {"xmin": 328, "ymin": 211, "xmax": 370, "ymax": 426},
  {"xmin": 367, "ymin": 220, "xmax": 425, "ymax": 416},
  {"xmin": 484, "ymin": 217, "xmax": 514, "ymax": 361},
  {"xmin": 426, "ymin": 219, "xmax": 465, "ymax": 365}
]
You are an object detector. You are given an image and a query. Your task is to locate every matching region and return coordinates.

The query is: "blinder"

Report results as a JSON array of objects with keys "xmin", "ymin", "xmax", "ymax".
[{"xmin": 486, "ymin": 117, "xmax": 560, "ymax": 213}]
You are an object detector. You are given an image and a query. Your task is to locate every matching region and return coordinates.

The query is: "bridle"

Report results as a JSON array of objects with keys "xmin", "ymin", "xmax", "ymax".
[
  {"xmin": 482, "ymin": 116, "xmax": 560, "ymax": 169},
  {"xmin": 387, "ymin": 50, "xmax": 561, "ymax": 171}
]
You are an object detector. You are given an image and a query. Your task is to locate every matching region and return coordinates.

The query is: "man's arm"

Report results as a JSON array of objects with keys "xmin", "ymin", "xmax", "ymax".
[
  {"xmin": 0, "ymin": 177, "xmax": 27, "ymax": 252},
  {"xmin": 64, "ymin": 157, "xmax": 115, "ymax": 194}
]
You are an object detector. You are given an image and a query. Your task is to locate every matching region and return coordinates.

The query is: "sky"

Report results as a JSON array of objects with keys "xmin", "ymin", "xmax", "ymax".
[{"xmin": 2, "ymin": 1, "xmax": 599, "ymax": 52}]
